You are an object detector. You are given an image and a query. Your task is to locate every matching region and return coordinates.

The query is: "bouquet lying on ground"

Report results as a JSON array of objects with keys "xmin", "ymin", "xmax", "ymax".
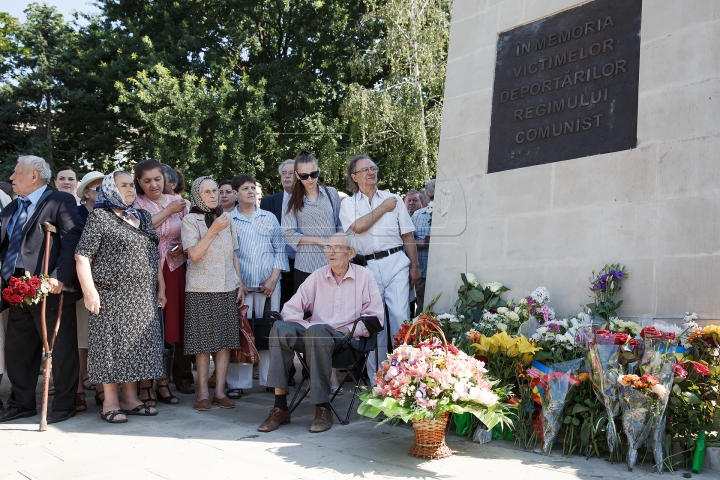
[
  {"xmin": 359, "ymin": 319, "xmax": 512, "ymax": 430},
  {"xmin": 2, "ymin": 274, "xmax": 51, "ymax": 307}
]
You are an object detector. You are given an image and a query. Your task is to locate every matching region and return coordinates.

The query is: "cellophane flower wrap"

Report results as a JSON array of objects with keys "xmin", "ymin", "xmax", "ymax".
[
  {"xmin": 617, "ymin": 372, "xmax": 668, "ymax": 472},
  {"xmin": 637, "ymin": 326, "xmax": 677, "ymax": 473},
  {"xmin": 539, "ymin": 358, "xmax": 584, "ymax": 455},
  {"xmin": 357, "ymin": 337, "xmax": 512, "ymax": 430},
  {"xmin": 587, "ymin": 330, "xmax": 639, "ymax": 455}
]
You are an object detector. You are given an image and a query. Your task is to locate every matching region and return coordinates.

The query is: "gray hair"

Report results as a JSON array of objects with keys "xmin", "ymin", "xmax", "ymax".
[
  {"xmin": 330, "ymin": 232, "xmax": 357, "ymax": 251},
  {"xmin": 425, "ymin": 179, "xmax": 436, "ymax": 191},
  {"xmin": 162, "ymin": 164, "xmax": 178, "ymax": 184},
  {"xmin": 405, "ymin": 189, "xmax": 426, "ymax": 203},
  {"xmin": 278, "ymin": 159, "xmax": 294, "ymax": 175},
  {"xmin": 17, "ymin": 156, "xmax": 52, "ymax": 184},
  {"xmin": 346, "ymin": 154, "xmax": 374, "ymax": 194}
]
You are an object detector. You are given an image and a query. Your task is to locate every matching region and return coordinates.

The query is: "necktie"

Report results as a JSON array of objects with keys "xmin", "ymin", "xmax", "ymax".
[{"xmin": 2, "ymin": 199, "xmax": 31, "ymax": 280}]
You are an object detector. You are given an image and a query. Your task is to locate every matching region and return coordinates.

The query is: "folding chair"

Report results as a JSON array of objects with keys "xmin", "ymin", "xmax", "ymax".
[{"xmin": 288, "ymin": 316, "xmax": 383, "ymax": 425}]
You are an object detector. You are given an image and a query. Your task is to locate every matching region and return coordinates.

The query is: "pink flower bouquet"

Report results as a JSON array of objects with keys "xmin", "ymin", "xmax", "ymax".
[{"xmin": 358, "ymin": 337, "xmax": 511, "ymax": 428}]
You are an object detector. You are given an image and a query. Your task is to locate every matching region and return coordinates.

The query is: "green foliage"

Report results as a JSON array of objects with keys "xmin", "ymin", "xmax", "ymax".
[
  {"xmin": 0, "ymin": 0, "xmax": 446, "ymax": 189},
  {"xmin": 559, "ymin": 378, "xmax": 611, "ymax": 458},
  {"xmin": 341, "ymin": 0, "xmax": 451, "ymax": 193}
]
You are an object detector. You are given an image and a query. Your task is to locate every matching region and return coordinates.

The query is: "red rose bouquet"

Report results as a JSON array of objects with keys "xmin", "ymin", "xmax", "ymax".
[{"xmin": 2, "ymin": 274, "xmax": 51, "ymax": 307}]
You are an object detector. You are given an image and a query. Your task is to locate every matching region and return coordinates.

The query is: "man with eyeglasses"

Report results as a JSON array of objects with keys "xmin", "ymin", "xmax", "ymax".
[
  {"xmin": 258, "ymin": 232, "xmax": 383, "ymax": 434},
  {"xmin": 339, "ymin": 155, "xmax": 420, "ymax": 379}
]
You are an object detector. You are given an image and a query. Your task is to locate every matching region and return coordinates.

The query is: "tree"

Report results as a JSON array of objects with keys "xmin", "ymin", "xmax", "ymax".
[
  {"xmin": 116, "ymin": 63, "xmax": 274, "ymax": 182},
  {"xmin": 341, "ymin": 0, "xmax": 451, "ymax": 193},
  {"xmin": 9, "ymin": 3, "xmax": 78, "ymax": 166}
]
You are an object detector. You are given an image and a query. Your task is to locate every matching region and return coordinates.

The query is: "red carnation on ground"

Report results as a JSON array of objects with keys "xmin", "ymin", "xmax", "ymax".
[
  {"xmin": 692, "ymin": 363, "xmax": 710, "ymax": 376},
  {"xmin": 673, "ymin": 363, "xmax": 688, "ymax": 378},
  {"xmin": 595, "ymin": 330, "xmax": 610, "ymax": 335},
  {"xmin": 27, "ymin": 276, "xmax": 41, "ymax": 289},
  {"xmin": 614, "ymin": 333, "xmax": 629, "ymax": 345}
]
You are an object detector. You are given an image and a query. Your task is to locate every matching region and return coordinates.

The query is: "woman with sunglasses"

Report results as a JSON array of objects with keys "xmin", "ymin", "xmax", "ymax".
[{"xmin": 281, "ymin": 150, "xmax": 342, "ymax": 289}]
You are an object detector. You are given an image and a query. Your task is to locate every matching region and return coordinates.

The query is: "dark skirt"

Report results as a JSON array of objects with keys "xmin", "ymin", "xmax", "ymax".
[
  {"xmin": 163, "ymin": 263, "xmax": 186, "ymax": 343},
  {"xmin": 184, "ymin": 291, "xmax": 240, "ymax": 355}
]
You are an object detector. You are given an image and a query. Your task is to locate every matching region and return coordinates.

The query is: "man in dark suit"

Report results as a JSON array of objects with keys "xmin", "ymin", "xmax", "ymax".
[
  {"xmin": 0, "ymin": 156, "xmax": 83, "ymax": 424},
  {"xmin": 260, "ymin": 159, "xmax": 295, "ymax": 307}
]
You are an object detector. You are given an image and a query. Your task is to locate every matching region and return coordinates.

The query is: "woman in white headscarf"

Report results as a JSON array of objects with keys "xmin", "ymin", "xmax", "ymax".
[
  {"xmin": 181, "ymin": 176, "xmax": 244, "ymax": 411},
  {"xmin": 75, "ymin": 171, "xmax": 165, "ymax": 424}
]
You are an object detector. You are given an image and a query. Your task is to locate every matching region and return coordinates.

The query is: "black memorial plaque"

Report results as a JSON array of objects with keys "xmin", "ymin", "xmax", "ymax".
[{"xmin": 487, "ymin": 0, "xmax": 642, "ymax": 173}]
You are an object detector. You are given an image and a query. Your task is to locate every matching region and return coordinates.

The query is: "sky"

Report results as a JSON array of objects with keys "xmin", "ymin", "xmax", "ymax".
[{"xmin": 3, "ymin": 0, "xmax": 100, "ymax": 22}]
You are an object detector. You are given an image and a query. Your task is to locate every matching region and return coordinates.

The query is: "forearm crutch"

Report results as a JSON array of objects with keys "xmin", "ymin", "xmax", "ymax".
[{"xmin": 39, "ymin": 222, "xmax": 64, "ymax": 432}]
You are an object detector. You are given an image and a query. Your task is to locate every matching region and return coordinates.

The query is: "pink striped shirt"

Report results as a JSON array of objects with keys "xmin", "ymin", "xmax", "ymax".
[{"xmin": 281, "ymin": 264, "xmax": 384, "ymax": 338}]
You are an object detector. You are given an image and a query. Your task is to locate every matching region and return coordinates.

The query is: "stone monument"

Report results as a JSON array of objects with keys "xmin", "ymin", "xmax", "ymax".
[{"xmin": 428, "ymin": 0, "xmax": 720, "ymax": 321}]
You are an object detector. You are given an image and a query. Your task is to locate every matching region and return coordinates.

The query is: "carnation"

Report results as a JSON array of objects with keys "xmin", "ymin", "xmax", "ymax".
[{"xmin": 650, "ymin": 383, "xmax": 667, "ymax": 398}]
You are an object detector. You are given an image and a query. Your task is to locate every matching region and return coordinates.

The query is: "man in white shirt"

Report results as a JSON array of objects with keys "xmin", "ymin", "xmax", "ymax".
[{"xmin": 339, "ymin": 155, "xmax": 420, "ymax": 377}]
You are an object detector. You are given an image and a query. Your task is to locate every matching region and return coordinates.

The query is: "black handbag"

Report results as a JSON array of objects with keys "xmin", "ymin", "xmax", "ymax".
[
  {"xmin": 157, "ymin": 307, "xmax": 174, "ymax": 380},
  {"xmin": 250, "ymin": 310, "xmax": 282, "ymax": 350}
]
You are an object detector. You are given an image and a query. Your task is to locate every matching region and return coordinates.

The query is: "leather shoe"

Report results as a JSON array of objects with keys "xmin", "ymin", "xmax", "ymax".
[
  {"xmin": 309, "ymin": 405, "xmax": 333, "ymax": 433},
  {"xmin": 176, "ymin": 378, "xmax": 195, "ymax": 395},
  {"xmin": 47, "ymin": 409, "xmax": 77, "ymax": 424},
  {"xmin": 257, "ymin": 407, "xmax": 291, "ymax": 432},
  {"xmin": 0, "ymin": 406, "xmax": 37, "ymax": 423}
]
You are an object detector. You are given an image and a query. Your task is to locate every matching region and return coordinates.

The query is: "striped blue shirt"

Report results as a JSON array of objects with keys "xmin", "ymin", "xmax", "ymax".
[
  {"xmin": 411, "ymin": 206, "xmax": 431, "ymax": 278},
  {"xmin": 231, "ymin": 206, "xmax": 289, "ymax": 288},
  {"xmin": 281, "ymin": 186, "xmax": 342, "ymax": 274}
]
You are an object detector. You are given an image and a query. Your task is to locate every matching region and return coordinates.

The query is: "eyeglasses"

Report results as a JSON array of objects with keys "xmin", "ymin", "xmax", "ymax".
[
  {"xmin": 296, "ymin": 170, "xmax": 320, "ymax": 181},
  {"xmin": 322, "ymin": 244, "xmax": 350, "ymax": 253},
  {"xmin": 353, "ymin": 166, "xmax": 379, "ymax": 175},
  {"xmin": 93, "ymin": 186, "xmax": 101, "ymax": 192}
]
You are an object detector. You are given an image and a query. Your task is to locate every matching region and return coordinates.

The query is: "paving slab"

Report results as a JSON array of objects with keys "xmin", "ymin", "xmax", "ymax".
[{"xmin": 0, "ymin": 374, "xmax": 689, "ymax": 479}]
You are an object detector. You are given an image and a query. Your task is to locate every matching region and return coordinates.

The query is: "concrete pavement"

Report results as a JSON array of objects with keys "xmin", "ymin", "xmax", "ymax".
[{"xmin": 0, "ymin": 373, "xmax": 676, "ymax": 479}]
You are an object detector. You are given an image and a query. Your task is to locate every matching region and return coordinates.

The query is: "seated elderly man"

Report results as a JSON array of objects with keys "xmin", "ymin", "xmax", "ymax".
[{"xmin": 258, "ymin": 232, "xmax": 383, "ymax": 434}]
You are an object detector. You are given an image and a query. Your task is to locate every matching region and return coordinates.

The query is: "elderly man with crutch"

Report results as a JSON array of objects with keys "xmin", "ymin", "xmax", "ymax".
[{"xmin": 0, "ymin": 156, "xmax": 83, "ymax": 426}]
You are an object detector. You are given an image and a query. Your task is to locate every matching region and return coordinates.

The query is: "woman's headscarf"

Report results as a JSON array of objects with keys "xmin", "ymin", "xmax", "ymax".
[
  {"xmin": 94, "ymin": 170, "xmax": 139, "ymax": 219},
  {"xmin": 190, "ymin": 176, "xmax": 220, "ymax": 228}
]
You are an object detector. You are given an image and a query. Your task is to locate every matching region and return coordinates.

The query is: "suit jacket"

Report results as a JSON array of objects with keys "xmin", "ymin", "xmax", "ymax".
[
  {"xmin": 0, "ymin": 189, "xmax": 83, "ymax": 309},
  {"xmin": 260, "ymin": 191, "xmax": 284, "ymax": 223}
]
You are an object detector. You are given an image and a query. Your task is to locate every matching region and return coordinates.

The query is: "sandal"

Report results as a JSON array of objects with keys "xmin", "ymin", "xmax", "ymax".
[
  {"xmin": 330, "ymin": 386, "xmax": 344, "ymax": 396},
  {"xmin": 95, "ymin": 391, "xmax": 105, "ymax": 406},
  {"xmin": 139, "ymin": 386, "xmax": 157, "ymax": 408},
  {"xmin": 122, "ymin": 402, "xmax": 158, "ymax": 416},
  {"xmin": 176, "ymin": 378, "xmax": 195, "ymax": 395},
  {"xmin": 101, "ymin": 409, "xmax": 128, "ymax": 424},
  {"xmin": 82, "ymin": 377, "xmax": 96, "ymax": 391},
  {"xmin": 156, "ymin": 385, "xmax": 179, "ymax": 404},
  {"xmin": 75, "ymin": 392, "xmax": 87, "ymax": 412},
  {"xmin": 226, "ymin": 388, "xmax": 243, "ymax": 400}
]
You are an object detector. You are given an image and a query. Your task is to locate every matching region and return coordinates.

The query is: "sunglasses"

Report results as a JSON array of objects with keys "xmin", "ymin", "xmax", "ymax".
[
  {"xmin": 94, "ymin": 186, "xmax": 101, "ymax": 192},
  {"xmin": 296, "ymin": 170, "xmax": 320, "ymax": 181}
]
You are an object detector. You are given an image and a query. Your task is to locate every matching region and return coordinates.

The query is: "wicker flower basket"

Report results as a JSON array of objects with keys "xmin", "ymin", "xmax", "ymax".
[
  {"xmin": 409, "ymin": 412, "xmax": 452, "ymax": 459},
  {"xmin": 405, "ymin": 319, "xmax": 453, "ymax": 459}
]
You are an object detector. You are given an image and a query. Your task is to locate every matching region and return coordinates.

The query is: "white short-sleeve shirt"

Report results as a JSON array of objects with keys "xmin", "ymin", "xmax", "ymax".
[{"xmin": 339, "ymin": 189, "xmax": 415, "ymax": 256}]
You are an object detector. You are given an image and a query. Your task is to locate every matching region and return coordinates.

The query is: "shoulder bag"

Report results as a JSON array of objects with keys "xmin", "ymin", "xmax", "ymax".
[{"xmin": 230, "ymin": 304, "xmax": 260, "ymax": 364}]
